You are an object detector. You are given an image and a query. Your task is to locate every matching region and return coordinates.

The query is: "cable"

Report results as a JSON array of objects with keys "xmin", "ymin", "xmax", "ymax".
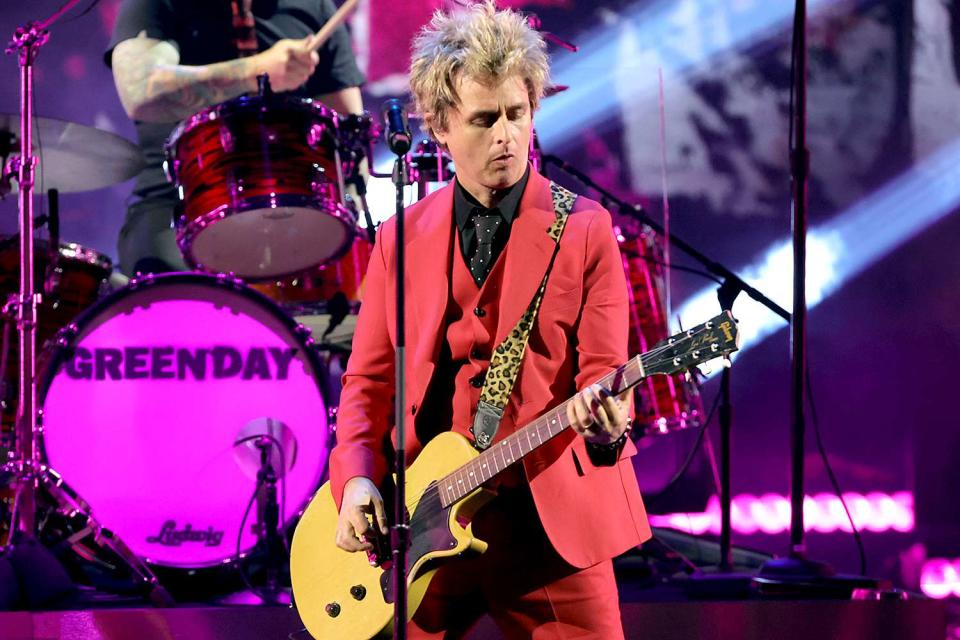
[
  {"xmin": 646, "ymin": 387, "xmax": 722, "ymax": 508},
  {"xmin": 235, "ymin": 477, "xmax": 267, "ymax": 599},
  {"xmin": 806, "ymin": 363, "xmax": 867, "ymax": 576},
  {"xmin": 641, "ymin": 257, "xmax": 724, "ymax": 286},
  {"xmin": 61, "ymin": 0, "xmax": 103, "ymax": 24}
]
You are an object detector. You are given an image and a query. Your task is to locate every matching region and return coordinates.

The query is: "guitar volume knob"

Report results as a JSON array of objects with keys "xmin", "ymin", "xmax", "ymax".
[
  {"xmin": 325, "ymin": 602, "xmax": 341, "ymax": 617},
  {"xmin": 350, "ymin": 585, "xmax": 366, "ymax": 600}
]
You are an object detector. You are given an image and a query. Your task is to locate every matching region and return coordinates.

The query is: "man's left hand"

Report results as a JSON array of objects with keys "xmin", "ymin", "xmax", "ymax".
[{"xmin": 567, "ymin": 383, "xmax": 631, "ymax": 445}]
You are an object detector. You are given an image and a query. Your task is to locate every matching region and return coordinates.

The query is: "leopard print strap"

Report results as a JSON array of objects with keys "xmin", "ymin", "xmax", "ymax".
[{"xmin": 471, "ymin": 181, "xmax": 577, "ymax": 450}]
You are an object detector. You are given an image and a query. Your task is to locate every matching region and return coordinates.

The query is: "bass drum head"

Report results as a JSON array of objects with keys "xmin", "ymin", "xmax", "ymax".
[{"xmin": 39, "ymin": 273, "xmax": 330, "ymax": 568}]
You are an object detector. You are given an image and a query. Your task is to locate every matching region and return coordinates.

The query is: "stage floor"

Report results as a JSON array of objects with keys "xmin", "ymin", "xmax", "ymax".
[{"xmin": 0, "ymin": 599, "xmax": 947, "ymax": 640}]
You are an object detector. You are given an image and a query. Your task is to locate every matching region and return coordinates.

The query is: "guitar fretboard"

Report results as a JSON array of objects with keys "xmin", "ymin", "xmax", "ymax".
[{"xmin": 437, "ymin": 355, "xmax": 645, "ymax": 508}]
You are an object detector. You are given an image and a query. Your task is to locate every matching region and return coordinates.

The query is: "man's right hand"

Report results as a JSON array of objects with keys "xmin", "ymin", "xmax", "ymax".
[
  {"xmin": 335, "ymin": 476, "xmax": 389, "ymax": 553},
  {"xmin": 251, "ymin": 37, "xmax": 319, "ymax": 93}
]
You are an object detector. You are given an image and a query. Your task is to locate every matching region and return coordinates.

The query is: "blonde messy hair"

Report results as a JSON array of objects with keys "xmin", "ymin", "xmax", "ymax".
[{"xmin": 409, "ymin": 1, "xmax": 550, "ymax": 139}]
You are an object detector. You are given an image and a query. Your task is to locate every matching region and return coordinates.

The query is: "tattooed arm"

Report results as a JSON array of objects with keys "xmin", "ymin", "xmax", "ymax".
[{"xmin": 111, "ymin": 31, "xmax": 319, "ymax": 123}]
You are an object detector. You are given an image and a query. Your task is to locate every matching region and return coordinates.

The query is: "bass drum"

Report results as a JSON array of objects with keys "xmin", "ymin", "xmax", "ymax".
[{"xmin": 38, "ymin": 273, "xmax": 331, "ymax": 569}]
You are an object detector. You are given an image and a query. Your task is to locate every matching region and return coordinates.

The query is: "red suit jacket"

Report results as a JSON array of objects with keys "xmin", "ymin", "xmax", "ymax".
[{"xmin": 328, "ymin": 169, "xmax": 651, "ymax": 568}]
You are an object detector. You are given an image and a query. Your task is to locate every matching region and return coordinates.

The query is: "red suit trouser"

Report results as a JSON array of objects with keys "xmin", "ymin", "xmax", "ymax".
[{"xmin": 409, "ymin": 485, "xmax": 625, "ymax": 639}]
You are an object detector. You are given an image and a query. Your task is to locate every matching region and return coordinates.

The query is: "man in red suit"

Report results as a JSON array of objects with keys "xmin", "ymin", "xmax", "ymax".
[{"xmin": 329, "ymin": 2, "xmax": 651, "ymax": 637}]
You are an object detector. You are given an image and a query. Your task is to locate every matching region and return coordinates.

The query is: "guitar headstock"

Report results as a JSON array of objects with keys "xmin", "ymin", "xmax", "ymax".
[{"xmin": 642, "ymin": 310, "xmax": 740, "ymax": 377}]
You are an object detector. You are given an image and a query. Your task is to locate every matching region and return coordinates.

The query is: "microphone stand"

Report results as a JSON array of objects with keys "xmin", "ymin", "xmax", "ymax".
[
  {"xmin": 543, "ymin": 153, "xmax": 789, "ymax": 585},
  {"xmin": 254, "ymin": 437, "xmax": 286, "ymax": 603},
  {"xmin": 754, "ymin": 0, "xmax": 842, "ymax": 589},
  {"xmin": 387, "ymin": 120, "xmax": 411, "ymax": 640}
]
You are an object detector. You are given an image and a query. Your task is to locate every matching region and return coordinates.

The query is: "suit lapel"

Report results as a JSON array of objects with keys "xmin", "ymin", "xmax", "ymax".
[{"xmin": 496, "ymin": 171, "xmax": 559, "ymax": 345}]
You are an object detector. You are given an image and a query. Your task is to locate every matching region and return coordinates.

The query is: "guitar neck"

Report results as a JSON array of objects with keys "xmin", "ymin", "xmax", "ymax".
[{"xmin": 436, "ymin": 355, "xmax": 646, "ymax": 508}]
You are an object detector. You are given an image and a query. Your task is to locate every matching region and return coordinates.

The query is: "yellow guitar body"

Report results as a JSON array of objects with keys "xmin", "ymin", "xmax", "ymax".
[{"xmin": 291, "ymin": 431, "xmax": 494, "ymax": 640}]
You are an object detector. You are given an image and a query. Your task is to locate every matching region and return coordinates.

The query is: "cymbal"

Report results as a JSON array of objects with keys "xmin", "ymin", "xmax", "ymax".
[{"xmin": 0, "ymin": 114, "xmax": 144, "ymax": 194}]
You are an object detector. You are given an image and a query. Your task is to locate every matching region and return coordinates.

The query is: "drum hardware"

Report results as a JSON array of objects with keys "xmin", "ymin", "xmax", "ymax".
[
  {"xmin": 337, "ymin": 112, "xmax": 380, "ymax": 243},
  {"xmin": 409, "ymin": 139, "xmax": 454, "ymax": 200}
]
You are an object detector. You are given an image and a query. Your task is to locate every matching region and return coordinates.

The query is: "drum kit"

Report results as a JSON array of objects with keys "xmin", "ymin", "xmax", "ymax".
[{"xmin": 0, "ymin": 66, "xmax": 702, "ymax": 602}]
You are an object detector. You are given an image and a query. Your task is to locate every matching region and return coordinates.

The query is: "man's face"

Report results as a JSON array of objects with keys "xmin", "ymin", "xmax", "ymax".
[{"xmin": 434, "ymin": 73, "xmax": 532, "ymax": 200}]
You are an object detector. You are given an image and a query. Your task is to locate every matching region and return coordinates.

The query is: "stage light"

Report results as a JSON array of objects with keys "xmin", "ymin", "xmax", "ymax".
[
  {"xmin": 675, "ymin": 137, "xmax": 960, "ymax": 366},
  {"xmin": 649, "ymin": 491, "xmax": 915, "ymax": 536},
  {"xmin": 537, "ymin": 0, "xmax": 830, "ymax": 148},
  {"xmin": 921, "ymin": 558, "xmax": 960, "ymax": 599}
]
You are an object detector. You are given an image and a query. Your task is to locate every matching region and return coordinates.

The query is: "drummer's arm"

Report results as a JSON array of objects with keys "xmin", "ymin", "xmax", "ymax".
[{"xmin": 112, "ymin": 31, "xmax": 319, "ymax": 123}]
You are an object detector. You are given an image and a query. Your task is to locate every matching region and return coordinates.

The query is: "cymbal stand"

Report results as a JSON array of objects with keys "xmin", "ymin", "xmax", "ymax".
[{"xmin": 2, "ymin": 17, "xmax": 51, "ymax": 544}]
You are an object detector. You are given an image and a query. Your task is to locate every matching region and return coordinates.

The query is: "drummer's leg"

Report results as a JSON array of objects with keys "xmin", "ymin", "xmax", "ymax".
[{"xmin": 118, "ymin": 199, "xmax": 189, "ymax": 276}]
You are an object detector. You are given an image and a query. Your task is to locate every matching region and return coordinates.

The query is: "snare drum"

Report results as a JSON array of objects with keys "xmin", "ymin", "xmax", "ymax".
[
  {"xmin": 165, "ymin": 94, "xmax": 355, "ymax": 280},
  {"xmin": 38, "ymin": 273, "xmax": 331, "ymax": 568}
]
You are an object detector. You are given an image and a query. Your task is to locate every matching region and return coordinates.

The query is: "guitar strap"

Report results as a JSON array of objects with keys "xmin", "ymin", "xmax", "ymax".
[{"xmin": 470, "ymin": 181, "xmax": 577, "ymax": 450}]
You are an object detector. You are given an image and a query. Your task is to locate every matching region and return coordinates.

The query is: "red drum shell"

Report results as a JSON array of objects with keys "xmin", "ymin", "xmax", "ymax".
[
  {"xmin": 0, "ymin": 240, "xmax": 112, "ymax": 439},
  {"xmin": 619, "ymin": 228, "xmax": 704, "ymax": 436},
  {"xmin": 166, "ymin": 95, "xmax": 354, "ymax": 280}
]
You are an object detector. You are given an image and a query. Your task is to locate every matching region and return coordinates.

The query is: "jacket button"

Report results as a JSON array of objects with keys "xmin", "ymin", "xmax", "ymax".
[
  {"xmin": 410, "ymin": 403, "xmax": 417, "ymax": 415},
  {"xmin": 473, "ymin": 306, "xmax": 486, "ymax": 318},
  {"xmin": 470, "ymin": 373, "xmax": 485, "ymax": 388}
]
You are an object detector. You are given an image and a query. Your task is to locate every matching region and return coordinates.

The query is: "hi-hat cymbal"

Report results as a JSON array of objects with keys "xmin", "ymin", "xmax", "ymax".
[{"xmin": 0, "ymin": 114, "xmax": 144, "ymax": 194}]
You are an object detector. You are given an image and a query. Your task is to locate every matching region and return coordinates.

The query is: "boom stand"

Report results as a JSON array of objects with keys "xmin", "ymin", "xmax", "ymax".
[{"xmin": 542, "ymin": 154, "xmax": 790, "ymax": 585}]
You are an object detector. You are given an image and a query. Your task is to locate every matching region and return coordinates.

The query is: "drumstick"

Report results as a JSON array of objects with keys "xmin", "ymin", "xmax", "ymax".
[{"xmin": 305, "ymin": 0, "xmax": 361, "ymax": 52}]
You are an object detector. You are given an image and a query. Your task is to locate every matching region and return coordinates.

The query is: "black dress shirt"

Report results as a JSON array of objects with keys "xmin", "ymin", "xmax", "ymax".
[{"xmin": 453, "ymin": 166, "xmax": 531, "ymax": 285}]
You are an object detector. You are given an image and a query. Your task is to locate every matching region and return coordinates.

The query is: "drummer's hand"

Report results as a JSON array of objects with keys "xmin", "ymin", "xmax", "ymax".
[
  {"xmin": 251, "ymin": 38, "xmax": 319, "ymax": 92},
  {"xmin": 335, "ymin": 476, "xmax": 388, "ymax": 553},
  {"xmin": 566, "ymin": 383, "xmax": 632, "ymax": 445}
]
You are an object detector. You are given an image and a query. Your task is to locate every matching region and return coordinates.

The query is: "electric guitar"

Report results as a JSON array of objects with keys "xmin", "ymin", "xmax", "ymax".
[{"xmin": 290, "ymin": 311, "xmax": 740, "ymax": 639}]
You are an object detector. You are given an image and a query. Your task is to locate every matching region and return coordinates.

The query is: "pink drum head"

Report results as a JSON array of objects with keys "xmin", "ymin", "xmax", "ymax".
[{"xmin": 40, "ymin": 274, "xmax": 329, "ymax": 568}]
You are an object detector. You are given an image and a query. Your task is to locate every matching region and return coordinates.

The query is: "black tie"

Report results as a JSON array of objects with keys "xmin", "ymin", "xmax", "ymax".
[{"xmin": 469, "ymin": 213, "xmax": 502, "ymax": 285}]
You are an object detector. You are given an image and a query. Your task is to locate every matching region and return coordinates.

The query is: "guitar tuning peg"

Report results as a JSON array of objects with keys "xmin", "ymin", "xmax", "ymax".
[
  {"xmin": 695, "ymin": 361, "xmax": 713, "ymax": 377},
  {"xmin": 721, "ymin": 355, "xmax": 733, "ymax": 369}
]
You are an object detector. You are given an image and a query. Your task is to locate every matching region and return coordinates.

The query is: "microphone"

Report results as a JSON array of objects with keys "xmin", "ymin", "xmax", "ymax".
[{"xmin": 381, "ymin": 98, "xmax": 411, "ymax": 156}]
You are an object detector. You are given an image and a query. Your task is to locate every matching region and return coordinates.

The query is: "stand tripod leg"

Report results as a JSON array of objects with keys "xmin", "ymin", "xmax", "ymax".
[{"xmin": 37, "ymin": 468, "xmax": 173, "ymax": 605}]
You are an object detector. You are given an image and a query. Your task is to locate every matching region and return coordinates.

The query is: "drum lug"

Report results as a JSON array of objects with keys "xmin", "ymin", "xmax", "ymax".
[
  {"xmin": 327, "ymin": 405, "xmax": 338, "ymax": 432},
  {"xmin": 307, "ymin": 123, "xmax": 330, "ymax": 150},
  {"xmin": 128, "ymin": 273, "xmax": 155, "ymax": 290},
  {"xmin": 219, "ymin": 122, "xmax": 235, "ymax": 153},
  {"xmin": 55, "ymin": 322, "xmax": 78, "ymax": 346},
  {"xmin": 310, "ymin": 164, "xmax": 330, "ymax": 195},
  {"xmin": 162, "ymin": 158, "xmax": 180, "ymax": 185},
  {"xmin": 215, "ymin": 271, "xmax": 245, "ymax": 290}
]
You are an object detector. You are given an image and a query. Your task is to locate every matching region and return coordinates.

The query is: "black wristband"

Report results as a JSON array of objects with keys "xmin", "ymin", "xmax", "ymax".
[{"xmin": 585, "ymin": 429, "xmax": 629, "ymax": 453}]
